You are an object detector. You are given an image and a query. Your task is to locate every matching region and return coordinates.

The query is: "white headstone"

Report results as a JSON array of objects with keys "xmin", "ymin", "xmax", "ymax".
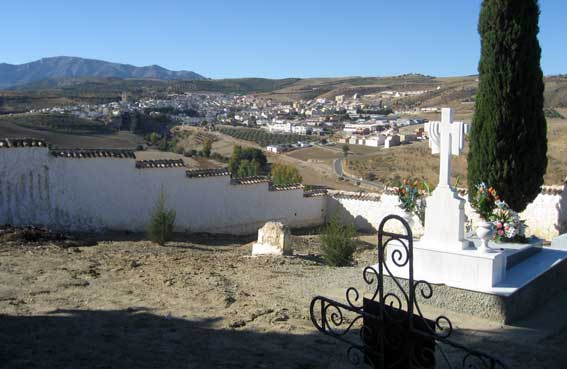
[
  {"xmin": 252, "ymin": 222, "xmax": 292, "ymax": 256},
  {"xmin": 421, "ymin": 108, "xmax": 471, "ymax": 250}
]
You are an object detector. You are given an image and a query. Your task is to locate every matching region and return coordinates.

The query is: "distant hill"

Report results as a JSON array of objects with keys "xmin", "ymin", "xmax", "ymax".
[{"xmin": 0, "ymin": 56, "xmax": 206, "ymax": 88}]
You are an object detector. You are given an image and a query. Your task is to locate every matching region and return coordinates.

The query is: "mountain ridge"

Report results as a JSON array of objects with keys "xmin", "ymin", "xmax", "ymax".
[{"xmin": 0, "ymin": 56, "xmax": 206, "ymax": 88}]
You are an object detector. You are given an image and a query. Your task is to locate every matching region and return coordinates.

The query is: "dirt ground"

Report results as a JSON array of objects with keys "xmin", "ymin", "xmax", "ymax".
[{"xmin": 1, "ymin": 232, "xmax": 567, "ymax": 369}]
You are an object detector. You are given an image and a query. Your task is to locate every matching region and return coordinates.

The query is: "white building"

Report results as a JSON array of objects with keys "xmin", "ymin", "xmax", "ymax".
[
  {"xmin": 291, "ymin": 125, "xmax": 312, "ymax": 135},
  {"xmin": 384, "ymin": 134, "xmax": 401, "ymax": 148}
]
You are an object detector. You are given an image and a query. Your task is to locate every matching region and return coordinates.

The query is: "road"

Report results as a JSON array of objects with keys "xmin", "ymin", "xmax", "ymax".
[{"xmin": 332, "ymin": 157, "xmax": 384, "ymax": 191}]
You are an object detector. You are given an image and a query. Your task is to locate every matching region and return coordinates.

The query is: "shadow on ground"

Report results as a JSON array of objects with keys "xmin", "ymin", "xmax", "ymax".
[{"xmin": 0, "ymin": 308, "xmax": 346, "ymax": 369}]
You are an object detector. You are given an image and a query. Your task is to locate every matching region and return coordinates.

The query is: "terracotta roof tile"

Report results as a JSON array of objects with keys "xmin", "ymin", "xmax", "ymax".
[
  {"xmin": 303, "ymin": 189, "xmax": 328, "ymax": 197},
  {"xmin": 541, "ymin": 185, "xmax": 566, "ymax": 195},
  {"xmin": 329, "ymin": 190, "xmax": 382, "ymax": 201},
  {"xmin": 0, "ymin": 138, "xmax": 46, "ymax": 148},
  {"xmin": 186, "ymin": 167, "xmax": 231, "ymax": 178},
  {"xmin": 50, "ymin": 149, "xmax": 136, "ymax": 159},
  {"xmin": 231, "ymin": 176, "xmax": 271, "ymax": 185},
  {"xmin": 270, "ymin": 183, "xmax": 304, "ymax": 191},
  {"xmin": 135, "ymin": 159, "xmax": 185, "ymax": 169}
]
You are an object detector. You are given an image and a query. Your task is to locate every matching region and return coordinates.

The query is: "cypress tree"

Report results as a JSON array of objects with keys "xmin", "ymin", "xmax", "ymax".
[{"xmin": 468, "ymin": 0, "xmax": 547, "ymax": 212}]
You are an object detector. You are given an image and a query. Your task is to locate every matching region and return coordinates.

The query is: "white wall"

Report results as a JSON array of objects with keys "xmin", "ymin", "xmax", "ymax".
[
  {"xmin": 0, "ymin": 148, "xmax": 326, "ymax": 234},
  {"xmin": 327, "ymin": 187, "xmax": 567, "ymax": 241},
  {"xmin": 327, "ymin": 192, "xmax": 425, "ymax": 236},
  {"xmin": 1, "ymin": 147, "xmax": 564, "ymax": 240}
]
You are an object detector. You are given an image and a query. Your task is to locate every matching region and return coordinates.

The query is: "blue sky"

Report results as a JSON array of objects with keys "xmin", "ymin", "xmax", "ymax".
[{"xmin": 1, "ymin": 0, "xmax": 565, "ymax": 78}]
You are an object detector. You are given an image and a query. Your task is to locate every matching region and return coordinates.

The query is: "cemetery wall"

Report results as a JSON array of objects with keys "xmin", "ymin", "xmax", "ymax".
[
  {"xmin": 326, "ymin": 191, "xmax": 425, "ymax": 236},
  {"xmin": 0, "ymin": 147, "xmax": 326, "ymax": 234},
  {"xmin": 328, "ymin": 186, "xmax": 567, "ymax": 241},
  {"xmin": 520, "ymin": 184, "xmax": 567, "ymax": 240},
  {"xmin": 1, "ymin": 144, "xmax": 565, "ymax": 240}
]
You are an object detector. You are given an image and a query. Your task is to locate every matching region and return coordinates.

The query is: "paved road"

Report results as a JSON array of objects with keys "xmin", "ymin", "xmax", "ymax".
[{"xmin": 332, "ymin": 157, "xmax": 384, "ymax": 191}]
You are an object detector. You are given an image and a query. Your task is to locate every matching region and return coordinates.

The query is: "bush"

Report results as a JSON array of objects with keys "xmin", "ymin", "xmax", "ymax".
[
  {"xmin": 202, "ymin": 138, "xmax": 212, "ymax": 158},
  {"xmin": 271, "ymin": 163, "xmax": 302, "ymax": 185},
  {"xmin": 147, "ymin": 192, "xmax": 176, "ymax": 245},
  {"xmin": 320, "ymin": 215, "xmax": 357, "ymax": 267}
]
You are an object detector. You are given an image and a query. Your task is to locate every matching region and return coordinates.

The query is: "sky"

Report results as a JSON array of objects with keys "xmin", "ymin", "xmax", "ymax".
[{"xmin": 1, "ymin": 0, "xmax": 565, "ymax": 79}]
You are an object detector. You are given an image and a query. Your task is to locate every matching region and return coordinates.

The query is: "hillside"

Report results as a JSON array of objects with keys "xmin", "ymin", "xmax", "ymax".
[
  {"xmin": 1, "ymin": 74, "xmax": 566, "ymax": 115},
  {"xmin": 0, "ymin": 56, "xmax": 206, "ymax": 89}
]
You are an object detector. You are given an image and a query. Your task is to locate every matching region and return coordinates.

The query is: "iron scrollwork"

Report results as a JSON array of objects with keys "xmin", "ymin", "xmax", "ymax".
[{"xmin": 310, "ymin": 215, "xmax": 509, "ymax": 369}]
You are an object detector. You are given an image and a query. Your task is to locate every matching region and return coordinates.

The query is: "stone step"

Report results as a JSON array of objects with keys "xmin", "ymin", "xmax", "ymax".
[{"xmin": 505, "ymin": 245, "xmax": 542, "ymax": 270}]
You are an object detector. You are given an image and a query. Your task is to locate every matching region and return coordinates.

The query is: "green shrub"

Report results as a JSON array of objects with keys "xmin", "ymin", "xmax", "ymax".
[
  {"xmin": 271, "ymin": 163, "xmax": 302, "ymax": 185},
  {"xmin": 147, "ymin": 192, "xmax": 176, "ymax": 245},
  {"xmin": 320, "ymin": 215, "xmax": 357, "ymax": 267},
  {"xmin": 202, "ymin": 138, "xmax": 212, "ymax": 158}
]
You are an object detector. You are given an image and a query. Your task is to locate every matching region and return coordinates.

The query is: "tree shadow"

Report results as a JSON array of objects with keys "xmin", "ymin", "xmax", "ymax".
[
  {"xmin": 0, "ymin": 308, "xmax": 346, "ymax": 369},
  {"xmin": 555, "ymin": 183, "xmax": 567, "ymax": 235}
]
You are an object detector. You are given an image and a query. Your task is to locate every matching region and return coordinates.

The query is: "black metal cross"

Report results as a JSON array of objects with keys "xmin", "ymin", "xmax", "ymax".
[{"xmin": 310, "ymin": 215, "xmax": 509, "ymax": 369}]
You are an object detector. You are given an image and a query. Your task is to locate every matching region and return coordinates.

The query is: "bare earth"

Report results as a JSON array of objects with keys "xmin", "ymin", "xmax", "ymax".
[{"xmin": 1, "ymin": 234, "xmax": 567, "ymax": 369}]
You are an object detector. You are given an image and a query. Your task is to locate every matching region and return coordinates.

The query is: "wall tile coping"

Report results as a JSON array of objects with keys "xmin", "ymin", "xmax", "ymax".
[
  {"xmin": 0, "ymin": 138, "xmax": 46, "ymax": 148},
  {"xmin": 50, "ymin": 149, "xmax": 136, "ymax": 159},
  {"xmin": 135, "ymin": 159, "xmax": 185, "ymax": 169}
]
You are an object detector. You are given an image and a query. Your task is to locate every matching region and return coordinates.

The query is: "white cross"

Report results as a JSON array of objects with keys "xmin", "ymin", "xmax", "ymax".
[{"xmin": 427, "ymin": 108, "xmax": 467, "ymax": 189}]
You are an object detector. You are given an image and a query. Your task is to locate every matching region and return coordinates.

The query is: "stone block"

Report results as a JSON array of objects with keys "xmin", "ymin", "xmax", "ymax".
[{"xmin": 252, "ymin": 222, "xmax": 292, "ymax": 256}]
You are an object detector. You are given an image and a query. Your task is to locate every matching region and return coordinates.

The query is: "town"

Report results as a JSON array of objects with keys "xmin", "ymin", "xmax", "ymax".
[
  {"xmin": 28, "ymin": 90, "xmax": 434, "ymax": 151},
  {"xmin": 1, "ymin": 0, "xmax": 566, "ymax": 368}
]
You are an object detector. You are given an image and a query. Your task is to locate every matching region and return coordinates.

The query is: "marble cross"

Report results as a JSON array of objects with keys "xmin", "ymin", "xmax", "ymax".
[
  {"xmin": 427, "ymin": 108, "xmax": 467, "ymax": 189},
  {"xmin": 421, "ymin": 108, "xmax": 471, "ymax": 251}
]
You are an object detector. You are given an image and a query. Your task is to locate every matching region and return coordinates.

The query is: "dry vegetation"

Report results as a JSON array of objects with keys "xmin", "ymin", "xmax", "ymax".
[
  {"xmin": 347, "ymin": 110, "xmax": 567, "ymax": 187},
  {"xmin": 346, "ymin": 141, "xmax": 468, "ymax": 187}
]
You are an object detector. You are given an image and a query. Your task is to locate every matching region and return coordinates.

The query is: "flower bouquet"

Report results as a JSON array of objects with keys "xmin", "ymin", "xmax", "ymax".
[
  {"xmin": 393, "ymin": 178, "xmax": 430, "ymax": 226},
  {"xmin": 470, "ymin": 183, "xmax": 499, "ymax": 252},
  {"xmin": 470, "ymin": 182, "xmax": 499, "ymax": 221},
  {"xmin": 491, "ymin": 200, "xmax": 527, "ymax": 243}
]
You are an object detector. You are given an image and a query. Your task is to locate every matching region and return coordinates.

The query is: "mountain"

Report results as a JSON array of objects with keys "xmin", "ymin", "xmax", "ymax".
[{"xmin": 0, "ymin": 56, "xmax": 206, "ymax": 89}]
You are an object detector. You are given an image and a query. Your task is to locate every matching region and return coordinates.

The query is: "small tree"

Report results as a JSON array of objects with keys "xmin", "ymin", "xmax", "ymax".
[
  {"xmin": 271, "ymin": 163, "xmax": 302, "ymax": 185},
  {"xmin": 149, "ymin": 132, "xmax": 159, "ymax": 145},
  {"xmin": 342, "ymin": 144, "xmax": 350, "ymax": 157},
  {"xmin": 147, "ymin": 191, "xmax": 176, "ymax": 245},
  {"xmin": 236, "ymin": 159, "xmax": 260, "ymax": 177},
  {"xmin": 202, "ymin": 138, "xmax": 212, "ymax": 158},
  {"xmin": 320, "ymin": 215, "xmax": 357, "ymax": 267}
]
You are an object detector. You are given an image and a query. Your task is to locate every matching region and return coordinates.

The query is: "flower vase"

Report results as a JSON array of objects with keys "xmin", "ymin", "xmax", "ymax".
[{"xmin": 476, "ymin": 221, "xmax": 496, "ymax": 253}]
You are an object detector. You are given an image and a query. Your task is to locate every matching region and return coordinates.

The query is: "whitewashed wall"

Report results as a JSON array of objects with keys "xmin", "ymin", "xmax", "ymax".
[
  {"xmin": 327, "ymin": 187, "xmax": 567, "ymax": 241},
  {"xmin": 519, "ymin": 185, "xmax": 567, "ymax": 240},
  {"xmin": 0, "ymin": 148, "xmax": 326, "ymax": 234},
  {"xmin": 327, "ymin": 192, "xmax": 425, "ymax": 236},
  {"xmin": 1, "ymin": 147, "xmax": 565, "ymax": 240}
]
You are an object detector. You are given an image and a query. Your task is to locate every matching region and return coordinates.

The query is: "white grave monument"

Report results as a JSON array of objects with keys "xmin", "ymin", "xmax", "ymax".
[
  {"xmin": 385, "ymin": 108, "xmax": 508, "ymax": 292},
  {"xmin": 421, "ymin": 108, "xmax": 471, "ymax": 251}
]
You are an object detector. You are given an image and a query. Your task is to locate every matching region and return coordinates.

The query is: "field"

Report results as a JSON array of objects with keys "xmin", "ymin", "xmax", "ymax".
[
  {"xmin": 218, "ymin": 127, "xmax": 311, "ymax": 147},
  {"xmin": 0, "ymin": 120, "xmax": 143, "ymax": 149},
  {"xmin": 1, "ymin": 233, "xmax": 566, "ymax": 368},
  {"xmin": 346, "ymin": 141, "xmax": 468, "ymax": 187},
  {"xmin": 0, "ymin": 113, "xmax": 112, "ymax": 134},
  {"xmin": 346, "ymin": 110, "xmax": 567, "ymax": 187}
]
